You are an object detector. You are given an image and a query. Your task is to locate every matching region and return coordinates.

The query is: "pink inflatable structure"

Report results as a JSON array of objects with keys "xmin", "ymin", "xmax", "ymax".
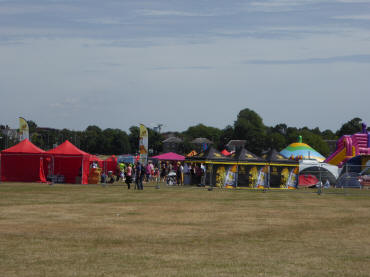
[{"xmin": 325, "ymin": 123, "xmax": 370, "ymax": 167}]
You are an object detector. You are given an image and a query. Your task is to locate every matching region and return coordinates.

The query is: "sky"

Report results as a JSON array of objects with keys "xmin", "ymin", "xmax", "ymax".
[{"xmin": 0, "ymin": 0, "xmax": 369, "ymax": 133}]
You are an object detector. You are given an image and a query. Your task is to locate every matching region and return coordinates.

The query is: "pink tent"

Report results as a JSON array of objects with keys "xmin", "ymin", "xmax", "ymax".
[{"xmin": 151, "ymin": 152, "xmax": 185, "ymax": 161}]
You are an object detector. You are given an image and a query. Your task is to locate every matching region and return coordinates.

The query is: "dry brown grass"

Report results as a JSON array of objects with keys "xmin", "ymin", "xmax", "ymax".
[{"xmin": 1, "ymin": 183, "xmax": 370, "ymax": 277}]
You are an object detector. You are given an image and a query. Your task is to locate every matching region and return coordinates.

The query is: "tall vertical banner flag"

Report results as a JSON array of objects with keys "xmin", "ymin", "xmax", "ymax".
[
  {"xmin": 139, "ymin": 124, "xmax": 148, "ymax": 165},
  {"xmin": 19, "ymin": 117, "xmax": 29, "ymax": 141}
]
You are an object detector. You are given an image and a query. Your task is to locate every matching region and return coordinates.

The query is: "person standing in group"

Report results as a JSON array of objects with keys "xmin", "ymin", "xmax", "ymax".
[
  {"xmin": 160, "ymin": 163, "xmax": 167, "ymax": 182},
  {"xmin": 135, "ymin": 161, "xmax": 144, "ymax": 190},
  {"xmin": 119, "ymin": 162, "xmax": 126, "ymax": 182},
  {"xmin": 115, "ymin": 165, "xmax": 121, "ymax": 182},
  {"xmin": 183, "ymin": 163, "xmax": 190, "ymax": 185},
  {"xmin": 146, "ymin": 162, "xmax": 152, "ymax": 182},
  {"xmin": 195, "ymin": 164, "xmax": 203, "ymax": 186},
  {"xmin": 180, "ymin": 162, "xmax": 184, "ymax": 185},
  {"xmin": 125, "ymin": 163, "xmax": 132, "ymax": 189},
  {"xmin": 154, "ymin": 167, "xmax": 160, "ymax": 183},
  {"xmin": 200, "ymin": 163, "xmax": 206, "ymax": 186},
  {"xmin": 176, "ymin": 162, "xmax": 183, "ymax": 186},
  {"xmin": 149, "ymin": 162, "xmax": 155, "ymax": 182}
]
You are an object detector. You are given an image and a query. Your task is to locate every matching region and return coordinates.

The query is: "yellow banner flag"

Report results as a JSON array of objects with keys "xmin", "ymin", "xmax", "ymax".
[
  {"xmin": 139, "ymin": 124, "xmax": 148, "ymax": 164},
  {"xmin": 19, "ymin": 117, "xmax": 29, "ymax": 140}
]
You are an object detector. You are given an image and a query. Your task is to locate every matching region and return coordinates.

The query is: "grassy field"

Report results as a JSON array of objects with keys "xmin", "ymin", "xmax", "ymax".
[{"xmin": 1, "ymin": 183, "xmax": 370, "ymax": 277}]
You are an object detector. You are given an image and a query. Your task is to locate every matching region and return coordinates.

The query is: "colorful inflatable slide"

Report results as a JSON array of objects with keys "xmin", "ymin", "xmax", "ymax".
[{"xmin": 325, "ymin": 123, "xmax": 370, "ymax": 167}]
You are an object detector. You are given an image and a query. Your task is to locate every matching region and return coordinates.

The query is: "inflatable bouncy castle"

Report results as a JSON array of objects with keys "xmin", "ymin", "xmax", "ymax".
[{"xmin": 325, "ymin": 123, "xmax": 370, "ymax": 167}]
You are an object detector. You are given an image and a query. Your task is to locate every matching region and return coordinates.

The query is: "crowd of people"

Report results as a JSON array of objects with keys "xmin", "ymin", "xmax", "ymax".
[{"xmin": 97, "ymin": 160, "xmax": 207, "ymax": 189}]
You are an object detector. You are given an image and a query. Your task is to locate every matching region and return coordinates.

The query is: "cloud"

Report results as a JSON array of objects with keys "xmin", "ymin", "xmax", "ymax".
[
  {"xmin": 73, "ymin": 17, "xmax": 124, "ymax": 25},
  {"xmin": 49, "ymin": 97, "xmax": 82, "ymax": 109},
  {"xmin": 151, "ymin": 66, "xmax": 213, "ymax": 71},
  {"xmin": 336, "ymin": 0, "xmax": 370, "ymax": 3},
  {"xmin": 333, "ymin": 14, "xmax": 370, "ymax": 20},
  {"xmin": 99, "ymin": 39, "xmax": 161, "ymax": 48},
  {"xmin": 136, "ymin": 9, "xmax": 219, "ymax": 17},
  {"xmin": 246, "ymin": 0, "xmax": 321, "ymax": 12},
  {"xmin": 245, "ymin": 54, "xmax": 370, "ymax": 64},
  {"xmin": 0, "ymin": 3, "xmax": 79, "ymax": 15},
  {"xmin": 0, "ymin": 6, "xmax": 48, "ymax": 15}
]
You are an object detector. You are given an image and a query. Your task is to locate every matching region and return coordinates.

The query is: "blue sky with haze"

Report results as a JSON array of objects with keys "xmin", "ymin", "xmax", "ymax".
[{"xmin": 0, "ymin": 0, "xmax": 369, "ymax": 132}]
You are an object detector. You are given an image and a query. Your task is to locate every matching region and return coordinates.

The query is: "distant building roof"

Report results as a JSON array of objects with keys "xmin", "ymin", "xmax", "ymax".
[
  {"xmin": 162, "ymin": 132, "xmax": 178, "ymax": 139},
  {"xmin": 0, "ymin": 128, "xmax": 18, "ymax": 139},
  {"xmin": 191, "ymin": 137, "xmax": 213, "ymax": 144},
  {"xmin": 226, "ymin": 140, "xmax": 246, "ymax": 147},
  {"xmin": 163, "ymin": 137, "xmax": 183, "ymax": 143}
]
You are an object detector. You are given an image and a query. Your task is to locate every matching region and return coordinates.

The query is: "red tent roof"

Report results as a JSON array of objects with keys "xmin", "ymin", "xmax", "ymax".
[
  {"xmin": 151, "ymin": 152, "xmax": 185, "ymax": 161},
  {"xmin": 89, "ymin": 155, "xmax": 103, "ymax": 162},
  {"xmin": 47, "ymin": 140, "xmax": 89, "ymax": 156},
  {"xmin": 1, "ymin": 139, "xmax": 45, "ymax": 154},
  {"xmin": 221, "ymin": 149, "xmax": 231, "ymax": 156},
  {"xmin": 105, "ymin": 155, "xmax": 117, "ymax": 162}
]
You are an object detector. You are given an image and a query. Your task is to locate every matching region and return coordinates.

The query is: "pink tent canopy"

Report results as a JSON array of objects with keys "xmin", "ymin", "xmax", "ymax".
[{"xmin": 151, "ymin": 152, "xmax": 185, "ymax": 161}]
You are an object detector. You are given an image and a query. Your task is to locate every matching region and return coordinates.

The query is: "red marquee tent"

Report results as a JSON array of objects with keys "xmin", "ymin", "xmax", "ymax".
[
  {"xmin": 103, "ymin": 155, "xmax": 118, "ymax": 175},
  {"xmin": 298, "ymin": 174, "xmax": 319, "ymax": 187},
  {"xmin": 0, "ymin": 139, "xmax": 48, "ymax": 183},
  {"xmin": 47, "ymin": 140, "xmax": 90, "ymax": 184},
  {"xmin": 151, "ymin": 152, "xmax": 185, "ymax": 161},
  {"xmin": 89, "ymin": 155, "xmax": 104, "ymax": 168}
]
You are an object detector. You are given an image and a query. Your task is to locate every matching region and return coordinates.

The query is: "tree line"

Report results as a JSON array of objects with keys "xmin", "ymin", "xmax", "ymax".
[{"xmin": 0, "ymin": 108, "xmax": 366, "ymax": 157}]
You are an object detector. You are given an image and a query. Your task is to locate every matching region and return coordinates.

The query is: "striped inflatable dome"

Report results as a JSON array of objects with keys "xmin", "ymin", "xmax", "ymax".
[{"xmin": 280, "ymin": 137, "xmax": 325, "ymax": 162}]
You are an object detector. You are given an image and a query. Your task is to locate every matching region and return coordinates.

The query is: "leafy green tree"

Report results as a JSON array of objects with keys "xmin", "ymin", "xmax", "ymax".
[
  {"xmin": 27, "ymin": 120, "xmax": 37, "ymax": 134},
  {"xmin": 148, "ymin": 128, "xmax": 163, "ymax": 155},
  {"xmin": 128, "ymin": 126, "xmax": 140, "ymax": 154},
  {"xmin": 182, "ymin": 124, "xmax": 222, "ymax": 145},
  {"xmin": 81, "ymin": 125, "xmax": 103, "ymax": 154},
  {"xmin": 321, "ymin": 129, "xmax": 337, "ymax": 140},
  {"xmin": 311, "ymin": 127, "xmax": 322, "ymax": 136},
  {"xmin": 219, "ymin": 125, "xmax": 234, "ymax": 150},
  {"xmin": 101, "ymin": 128, "xmax": 131, "ymax": 154},
  {"xmin": 285, "ymin": 127, "xmax": 299, "ymax": 144},
  {"xmin": 299, "ymin": 129, "xmax": 330, "ymax": 157},
  {"xmin": 336, "ymin": 117, "xmax": 362, "ymax": 137},
  {"xmin": 233, "ymin": 108, "xmax": 267, "ymax": 154},
  {"xmin": 266, "ymin": 128, "xmax": 287, "ymax": 151},
  {"xmin": 0, "ymin": 133, "xmax": 10, "ymax": 150},
  {"xmin": 272, "ymin": 123, "xmax": 288, "ymax": 135},
  {"xmin": 31, "ymin": 133, "xmax": 45, "ymax": 149}
]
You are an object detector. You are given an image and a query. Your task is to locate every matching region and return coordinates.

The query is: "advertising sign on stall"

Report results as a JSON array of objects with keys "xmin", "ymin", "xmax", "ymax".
[{"xmin": 139, "ymin": 124, "xmax": 148, "ymax": 165}]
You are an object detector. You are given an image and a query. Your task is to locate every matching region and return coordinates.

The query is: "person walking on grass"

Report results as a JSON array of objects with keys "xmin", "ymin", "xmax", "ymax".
[
  {"xmin": 135, "ymin": 161, "xmax": 144, "ymax": 190},
  {"xmin": 125, "ymin": 163, "xmax": 132, "ymax": 189}
]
